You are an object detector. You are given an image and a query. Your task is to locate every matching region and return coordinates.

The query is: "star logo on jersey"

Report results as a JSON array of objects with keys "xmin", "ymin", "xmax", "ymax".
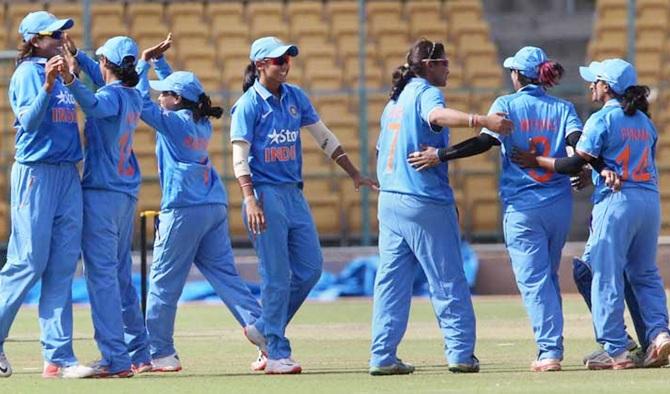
[
  {"xmin": 55, "ymin": 90, "xmax": 76, "ymax": 105},
  {"xmin": 267, "ymin": 128, "xmax": 298, "ymax": 145},
  {"xmin": 268, "ymin": 129, "xmax": 283, "ymax": 144}
]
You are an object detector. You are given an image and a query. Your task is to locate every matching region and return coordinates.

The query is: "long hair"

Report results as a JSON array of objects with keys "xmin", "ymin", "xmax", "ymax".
[
  {"xmin": 181, "ymin": 93, "xmax": 224, "ymax": 122},
  {"xmin": 516, "ymin": 60, "xmax": 564, "ymax": 88},
  {"xmin": 619, "ymin": 85, "xmax": 650, "ymax": 117},
  {"xmin": 389, "ymin": 39, "xmax": 445, "ymax": 101},
  {"xmin": 104, "ymin": 55, "xmax": 139, "ymax": 87},
  {"xmin": 242, "ymin": 61, "xmax": 257, "ymax": 92},
  {"xmin": 16, "ymin": 40, "xmax": 34, "ymax": 64}
]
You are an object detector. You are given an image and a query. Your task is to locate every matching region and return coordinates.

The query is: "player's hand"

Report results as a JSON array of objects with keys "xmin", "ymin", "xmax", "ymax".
[
  {"xmin": 351, "ymin": 173, "xmax": 379, "ymax": 192},
  {"xmin": 482, "ymin": 112, "xmax": 513, "ymax": 135},
  {"xmin": 570, "ymin": 166, "xmax": 591, "ymax": 191},
  {"xmin": 600, "ymin": 168, "xmax": 622, "ymax": 192},
  {"xmin": 407, "ymin": 145, "xmax": 440, "ymax": 171},
  {"xmin": 44, "ymin": 56, "xmax": 65, "ymax": 92},
  {"xmin": 511, "ymin": 141, "xmax": 539, "ymax": 168},
  {"xmin": 244, "ymin": 195, "xmax": 266, "ymax": 235},
  {"xmin": 142, "ymin": 33, "xmax": 173, "ymax": 62},
  {"xmin": 63, "ymin": 33, "xmax": 77, "ymax": 56}
]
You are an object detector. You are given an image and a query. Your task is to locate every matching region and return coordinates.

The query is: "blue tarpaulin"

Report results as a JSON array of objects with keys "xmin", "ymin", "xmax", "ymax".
[{"xmin": 22, "ymin": 242, "xmax": 479, "ymax": 304}]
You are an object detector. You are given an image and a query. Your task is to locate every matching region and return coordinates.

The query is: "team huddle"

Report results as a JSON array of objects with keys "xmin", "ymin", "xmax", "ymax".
[{"xmin": 0, "ymin": 10, "xmax": 667, "ymax": 379}]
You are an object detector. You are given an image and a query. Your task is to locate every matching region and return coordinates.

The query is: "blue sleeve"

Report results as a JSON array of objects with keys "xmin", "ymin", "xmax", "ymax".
[
  {"xmin": 75, "ymin": 50, "xmax": 105, "ymax": 88},
  {"xmin": 480, "ymin": 97, "xmax": 507, "ymax": 142},
  {"xmin": 419, "ymin": 86, "xmax": 445, "ymax": 125},
  {"xmin": 67, "ymin": 79, "xmax": 120, "ymax": 118},
  {"xmin": 136, "ymin": 59, "xmax": 151, "ymax": 98},
  {"xmin": 9, "ymin": 64, "xmax": 51, "ymax": 132},
  {"xmin": 230, "ymin": 97, "xmax": 258, "ymax": 143},
  {"xmin": 576, "ymin": 114, "xmax": 606, "ymax": 158},
  {"xmin": 293, "ymin": 87, "xmax": 319, "ymax": 127},
  {"xmin": 154, "ymin": 57, "xmax": 173, "ymax": 80},
  {"xmin": 565, "ymin": 102, "xmax": 583, "ymax": 136},
  {"xmin": 137, "ymin": 62, "xmax": 187, "ymax": 139}
]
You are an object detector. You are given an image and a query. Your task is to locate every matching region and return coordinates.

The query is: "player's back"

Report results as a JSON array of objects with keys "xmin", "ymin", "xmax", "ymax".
[
  {"xmin": 376, "ymin": 78, "xmax": 453, "ymax": 204},
  {"xmin": 483, "ymin": 85, "xmax": 581, "ymax": 212}
]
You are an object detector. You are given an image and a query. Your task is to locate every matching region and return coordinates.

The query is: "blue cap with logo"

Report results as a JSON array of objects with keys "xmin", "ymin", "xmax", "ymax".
[
  {"xmin": 579, "ymin": 58, "xmax": 637, "ymax": 95},
  {"xmin": 95, "ymin": 36, "xmax": 139, "ymax": 67},
  {"xmin": 503, "ymin": 46, "xmax": 548, "ymax": 79},
  {"xmin": 149, "ymin": 71, "xmax": 204, "ymax": 102},
  {"xmin": 19, "ymin": 11, "xmax": 74, "ymax": 41},
  {"xmin": 249, "ymin": 36, "xmax": 299, "ymax": 61}
]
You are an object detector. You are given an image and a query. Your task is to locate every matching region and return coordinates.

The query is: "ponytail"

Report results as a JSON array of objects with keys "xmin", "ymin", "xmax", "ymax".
[
  {"xmin": 105, "ymin": 55, "xmax": 139, "ymax": 87},
  {"xmin": 242, "ymin": 61, "xmax": 257, "ymax": 92},
  {"xmin": 389, "ymin": 63, "xmax": 415, "ymax": 101},
  {"xmin": 182, "ymin": 93, "xmax": 224, "ymax": 122},
  {"xmin": 537, "ymin": 61, "xmax": 564, "ymax": 88},
  {"xmin": 15, "ymin": 41, "xmax": 33, "ymax": 65},
  {"xmin": 620, "ymin": 85, "xmax": 650, "ymax": 117}
]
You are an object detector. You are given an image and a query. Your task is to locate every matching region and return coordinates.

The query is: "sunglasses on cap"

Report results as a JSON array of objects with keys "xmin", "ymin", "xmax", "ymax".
[
  {"xmin": 264, "ymin": 54, "xmax": 291, "ymax": 66},
  {"xmin": 31, "ymin": 30, "xmax": 64, "ymax": 40}
]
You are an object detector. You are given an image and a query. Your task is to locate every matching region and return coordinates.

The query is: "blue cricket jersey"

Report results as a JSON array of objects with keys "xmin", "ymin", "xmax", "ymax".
[
  {"xmin": 376, "ymin": 78, "xmax": 453, "ymax": 204},
  {"xmin": 577, "ymin": 98, "xmax": 658, "ymax": 204},
  {"xmin": 9, "ymin": 57, "xmax": 82, "ymax": 164},
  {"xmin": 230, "ymin": 79, "xmax": 320, "ymax": 186},
  {"xmin": 67, "ymin": 78, "xmax": 142, "ymax": 198},
  {"xmin": 481, "ymin": 84, "xmax": 583, "ymax": 212},
  {"xmin": 137, "ymin": 59, "xmax": 227, "ymax": 210}
]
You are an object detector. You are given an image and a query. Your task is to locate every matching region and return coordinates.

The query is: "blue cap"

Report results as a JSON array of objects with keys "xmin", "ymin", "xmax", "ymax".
[
  {"xmin": 579, "ymin": 58, "xmax": 637, "ymax": 95},
  {"xmin": 95, "ymin": 36, "xmax": 138, "ymax": 67},
  {"xmin": 249, "ymin": 36, "xmax": 299, "ymax": 61},
  {"xmin": 19, "ymin": 11, "xmax": 73, "ymax": 41},
  {"xmin": 149, "ymin": 71, "xmax": 204, "ymax": 102},
  {"xmin": 503, "ymin": 46, "xmax": 548, "ymax": 79}
]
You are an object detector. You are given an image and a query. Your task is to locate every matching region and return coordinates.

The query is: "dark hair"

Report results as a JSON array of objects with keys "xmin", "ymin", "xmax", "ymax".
[
  {"xmin": 516, "ymin": 60, "xmax": 564, "ymax": 88},
  {"xmin": 242, "ymin": 61, "xmax": 258, "ymax": 92},
  {"xmin": 181, "ymin": 93, "xmax": 224, "ymax": 122},
  {"xmin": 16, "ymin": 40, "xmax": 34, "ymax": 64},
  {"xmin": 104, "ymin": 55, "xmax": 139, "ymax": 87},
  {"xmin": 389, "ymin": 39, "xmax": 445, "ymax": 101},
  {"xmin": 618, "ymin": 85, "xmax": 650, "ymax": 117}
]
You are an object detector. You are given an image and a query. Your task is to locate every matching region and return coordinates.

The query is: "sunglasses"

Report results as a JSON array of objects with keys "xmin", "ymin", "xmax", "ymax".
[
  {"xmin": 423, "ymin": 59, "xmax": 448, "ymax": 66},
  {"xmin": 32, "ymin": 30, "xmax": 64, "ymax": 40},
  {"xmin": 264, "ymin": 54, "xmax": 291, "ymax": 66}
]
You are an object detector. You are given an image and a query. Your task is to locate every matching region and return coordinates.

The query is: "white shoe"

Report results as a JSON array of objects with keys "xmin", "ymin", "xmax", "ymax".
[
  {"xmin": 250, "ymin": 350, "xmax": 268, "ymax": 371},
  {"xmin": 151, "ymin": 353, "xmax": 182, "ymax": 372},
  {"xmin": 0, "ymin": 353, "xmax": 12, "ymax": 378},
  {"xmin": 644, "ymin": 331, "xmax": 670, "ymax": 368},
  {"xmin": 61, "ymin": 364, "xmax": 97, "ymax": 379},
  {"xmin": 265, "ymin": 358, "xmax": 302, "ymax": 374},
  {"xmin": 244, "ymin": 324, "xmax": 268, "ymax": 355}
]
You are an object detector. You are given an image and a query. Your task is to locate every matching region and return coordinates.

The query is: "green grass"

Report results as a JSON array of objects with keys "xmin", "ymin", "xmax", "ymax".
[{"xmin": 2, "ymin": 295, "xmax": 669, "ymax": 393}]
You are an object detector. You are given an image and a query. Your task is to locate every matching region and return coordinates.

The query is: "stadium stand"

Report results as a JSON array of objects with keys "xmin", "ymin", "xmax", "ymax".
[{"xmin": 0, "ymin": 0, "xmax": 504, "ymax": 243}]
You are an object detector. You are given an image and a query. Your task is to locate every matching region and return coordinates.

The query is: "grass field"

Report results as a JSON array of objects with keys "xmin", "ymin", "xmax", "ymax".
[{"xmin": 2, "ymin": 295, "xmax": 669, "ymax": 393}]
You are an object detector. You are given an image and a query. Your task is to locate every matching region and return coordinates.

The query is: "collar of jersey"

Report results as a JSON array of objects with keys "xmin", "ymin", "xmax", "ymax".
[
  {"xmin": 253, "ymin": 79, "xmax": 285, "ymax": 102},
  {"xmin": 409, "ymin": 77, "xmax": 430, "ymax": 86},
  {"xmin": 604, "ymin": 98, "xmax": 620, "ymax": 107},
  {"xmin": 22, "ymin": 56, "xmax": 48, "ymax": 65},
  {"xmin": 517, "ymin": 84, "xmax": 545, "ymax": 95}
]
